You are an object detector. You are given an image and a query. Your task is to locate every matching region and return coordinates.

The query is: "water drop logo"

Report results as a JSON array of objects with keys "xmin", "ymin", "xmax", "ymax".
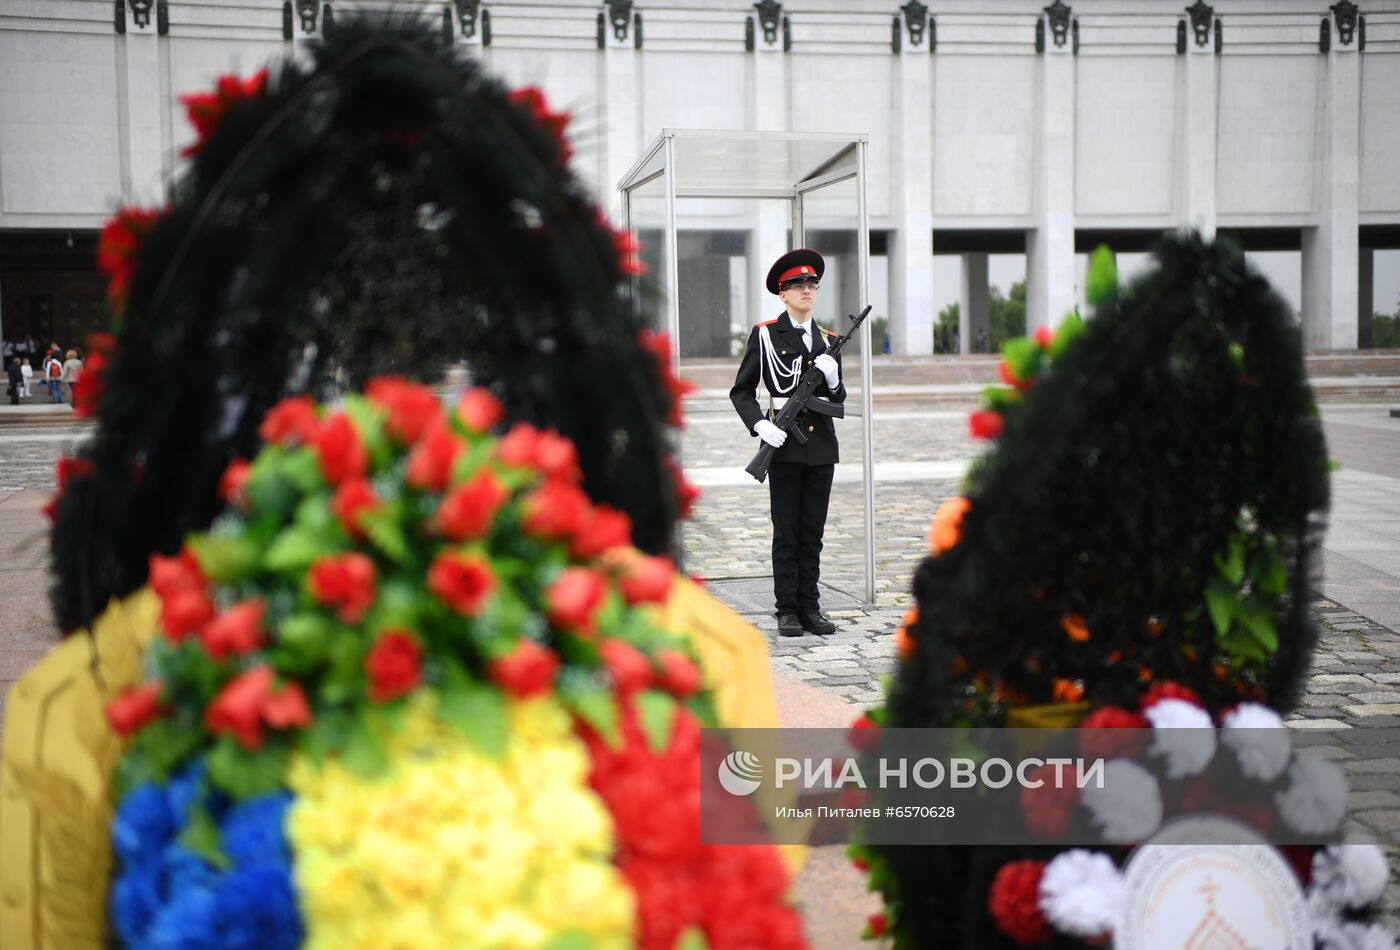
[{"xmin": 718, "ymin": 750, "xmax": 763, "ymax": 797}]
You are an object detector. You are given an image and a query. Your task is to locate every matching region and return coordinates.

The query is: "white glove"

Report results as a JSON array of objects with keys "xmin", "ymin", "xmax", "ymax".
[
  {"xmin": 754, "ymin": 419, "xmax": 787, "ymax": 448},
  {"xmin": 813, "ymin": 353, "xmax": 840, "ymax": 389}
]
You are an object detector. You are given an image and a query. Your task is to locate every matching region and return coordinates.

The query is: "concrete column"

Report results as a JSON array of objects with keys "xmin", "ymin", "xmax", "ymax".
[
  {"xmin": 1359, "ymin": 245, "xmax": 1374, "ymax": 348},
  {"xmin": 599, "ymin": 25, "xmax": 641, "ymax": 220},
  {"xmin": 959, "ymin": 252, "xmax": 990, "ymax": 355},
  {"xmin": 1180, "ymin": 13, "xmax": 1218, "ymax": 239},
  {"xmin": 887, "ymin": 36, "xmax": 934, "ymax": 355},
  {"xmin": 1026, "ymin": 30, "xmax": 1076, "ymax": 335},
  {"xmin": 1301, "ymin": 10, "xmax": 1361, "ymax": 351},
  {"xmin": 115, "ymin": 7, "xmax": 164, "ymax": 205}
]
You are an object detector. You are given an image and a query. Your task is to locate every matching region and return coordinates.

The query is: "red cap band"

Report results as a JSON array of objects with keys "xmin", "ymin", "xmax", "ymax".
[{"xmin": 778, "ymin": 264, "xmax": 818, "ymax": 286}]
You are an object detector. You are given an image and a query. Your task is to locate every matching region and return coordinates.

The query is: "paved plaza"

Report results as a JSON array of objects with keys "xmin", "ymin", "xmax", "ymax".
[{"xmin": 2, "ymin": 399, "xmax": 1399, "ymax": 942}]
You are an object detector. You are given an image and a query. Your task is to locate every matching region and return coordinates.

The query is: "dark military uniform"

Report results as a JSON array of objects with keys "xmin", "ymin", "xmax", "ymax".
[{"xmin": 730, "ymin": 301, "xmax": 845, "ymax": 631}]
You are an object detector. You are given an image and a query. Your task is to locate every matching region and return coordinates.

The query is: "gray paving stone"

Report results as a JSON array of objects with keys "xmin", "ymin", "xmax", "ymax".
[{"xmin": 1344, "ymin": 704, "xmax": 1400, "ymax": 718}]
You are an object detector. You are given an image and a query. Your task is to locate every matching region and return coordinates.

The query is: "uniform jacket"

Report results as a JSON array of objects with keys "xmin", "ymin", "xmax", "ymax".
[{"xmin": 730, "ymin": 311, "xmax": 846, "ymax": 466}]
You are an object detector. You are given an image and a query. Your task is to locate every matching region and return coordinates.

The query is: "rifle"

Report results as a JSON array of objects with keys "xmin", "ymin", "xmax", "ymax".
[{"xmin": 745, "ymin": 304, "xmax": 871, "ymax": 483}]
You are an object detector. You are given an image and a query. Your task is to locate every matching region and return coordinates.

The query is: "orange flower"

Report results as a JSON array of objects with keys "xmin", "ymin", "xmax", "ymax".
[
  {"xmin": 1060, "ymin": 613, "xmax": 1090, "ymax": 643},
  {"xmin": 894, "ymin": 625, "xmax": 914, "ymax": 661},
  {"xmin": 1052, "ymin": 678, "xmax": 1084, "ymax": 703},
  {"xmin": 1138, "ymin": 666, "xmax": 1154, "ymax": 683},
  {"xmin": 928, "ymin": 496, "xmax": 971, "ymax": 555},
  {"xmin": 948, "ymin": 655, "xmax": 969, "ymax": 677}
]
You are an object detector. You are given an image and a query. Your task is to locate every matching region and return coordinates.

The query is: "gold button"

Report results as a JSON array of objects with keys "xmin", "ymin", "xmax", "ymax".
[{"xmin": 808, "ymin": 426, "xmax": 814, "ymax": 432}]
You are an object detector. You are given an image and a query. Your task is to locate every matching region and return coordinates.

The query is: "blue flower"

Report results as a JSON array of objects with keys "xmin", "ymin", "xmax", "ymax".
[
  {"xmin": 161, "ymin": 842, "xmax": 221, "ymax": 894},
  {"xmin": 109, "ymin": 860, "xmax": 162, "ymax": 946},
  {"xmin": 210, "ymin": 865, "xmax": 303, "ymax": 950},
  {"xmin": 112, "ymin": 783, "xmax": 175, "ymax": 866},
  {"xmin": 163, "ymin": 761, "xmax": 207, "ymax": 825},
  {"xmin": 219, "ymin": 793, "xmax": 292, "ymax": 869},
  {"xmin": 144, "ymin": 886, "xmax": 217, "ymax": 950}
]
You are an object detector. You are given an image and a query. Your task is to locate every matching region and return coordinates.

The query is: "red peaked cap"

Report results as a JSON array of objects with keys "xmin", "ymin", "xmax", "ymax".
[{"xmin": 766, "ymin": 248, "xmax": 825, "ymax": 295}]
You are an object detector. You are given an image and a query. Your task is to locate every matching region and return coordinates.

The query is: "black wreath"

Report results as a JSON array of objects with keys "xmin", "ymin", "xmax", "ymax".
[{"xmin": 52, "ymin": 17, "xmax": 679, "ymax": 632}]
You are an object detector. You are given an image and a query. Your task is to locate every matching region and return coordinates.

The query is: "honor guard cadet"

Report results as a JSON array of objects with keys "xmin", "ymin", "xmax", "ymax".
[{"xmin": 730, "ymin": 249, "xmax": 845, "ymax": 637}]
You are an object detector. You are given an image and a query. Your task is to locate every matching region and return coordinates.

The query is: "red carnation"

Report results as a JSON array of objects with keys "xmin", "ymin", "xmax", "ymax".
[
  {"xmin": 331, "ymin": 478, "xmax": 381, "ymax": 539},
  {"xmin": 456, "ymin": 387, "xmax": 504, "ymax": 434},
  {"xmin": 618, "ymin": 554, "xmax": 674, "ymax": 605},
  {"xmin": 307, "ymin": 552, "xmax": 378, "ymax": 624},
  {"xmin": 405, "ymin": 421, "xmax": 462, "ymax": 492},
  {"xmin": 219, "ymin": 458, "xmax": 252, "ymax": 509},
  {"xmin": 534, "ymin": 428, "xmax": 582, "ymax": 482},
  {"xmin": 988, "ymin": 860, "xmax": 1052, "ymax": 945},
  {"xmin": 313, "ymin": 412, "xmax": 368, "ymax": 485},
  {"xmin": 1079, "ymin": 705, "xmax": 1150, "ymax": 759},
  {"xmin": 105, "ymin": 681, "xmax": 166, "ymax": 737},
  {"xmin": 508, "ymin": 86, "xmax": 572, "ymax": 164},
  {"xmin": 969, "ymin": 409, "xmax": 1004, "ymax": 440},
  {"xmin": 614, "ymin": 228, "xmax": 646, "ymax": 277},
  {"xmin": 656, "ymin": 649, "xmax": 702, "ymax": 698},
  {"xmin": 600, "ymin": 639, "xmax": 652, "ymax": 695},
  {"xmin": 638, "ymin": 329, "xmax": 696, "ymax": 427},
  {"xmin": 866, "ymin": 913, "xmax": 888, "ymax": 938},
  {"xmin": 366, "ymin": 376, "xmax": 442, "ymax": 446},
  {"xmin": 546, "ymin": 567, "xmax": 608, "ymax": 637},
  {"xmin": 200, "ymin": 598, "xmax": 265, "ymax": 661},
  {"xmin": 365, "ymin": 629, "xmax": 423, "ymax": 702},
  {"xmin": 489, "ymin": 639, "xmax": 559, "ymax": 698},
  {"xmin": 434, "ymin": 469, "xmax": 509, "ymax": 541},
  {"xmin": 74, "ymin": 332, "xmax": 116, "ymax": 417},
  {"xmin": 667, "ymin": 458, "xmax": 701, "ymax": 518},
  {"xmin": 205, "ymin": 665, "xmax": 310, "ymax": 750},
  {"xmin": 96, "ymin": 206, "xmax": 163, "ymax": 313},
  {"xmin": 495, "ymin": 422, "xmax": 542, "ymax": 470},
  {"xmin": 851, "ymin": 856, "xmax": 870, "ymax": 872},
  {"xmin": 428, "ymin": 551, "xmax": 496, "ymax": 617},
  {"xmin": 1019, "ymin": 764, "xmax": 1078, "ymax": 839},
  {"xmin": 522, "ymin": 480, "xmax": 590, "ymax": 542},
  {"xmin": 999, "ymin": 360, "xmax": 1033, "ymax": 392},
  {"xmin": 258, "ymin": 396, "xmax": 320, "ymax": 447},
  {"xmin": 161, "ymin": 588, "xmax": 216, "ymax": 643},
  {"xmin": 1139, "ymin": 680, "xmax": 1202, "ymax": 710},
  {"xmin": 847, "ymin": 713, "xmax": 880, "ymax": 752},
  {"xmin": 1034, "ymin": 326, "xmax": 1055, "ymax": 348},
  {"xmin": 570, "ymin": 504, "xmax": 632, "ymax": 560},
  {"xmin": 148, "ymin": 547, "xmax": 204, "ymax": 598},
  {"xmin": 42, "ymin": 455, "xmax": 94, "ymax": 520},
  {"xmin": 180, "ymin": 69, "xmax": 268, "ymax": 156}
]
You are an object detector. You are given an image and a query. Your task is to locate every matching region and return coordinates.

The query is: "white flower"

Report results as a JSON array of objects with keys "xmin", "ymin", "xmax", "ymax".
[
  {"xmin": 1275, "ymin": 756, "xmax": 1348, "ymax": 835},
  {"xmin": 1315, "ymin": 914, "xmax": 1400, "ymax": 950},
  {"xmin": 1080, "ymin": 759, "xmax": 1162, "ymax": 844},
  {"xmin": 1145, "ymin": 698, "xmax": 1216, "ymax": 778},
  {"xmin": 1220, "ymin": 702, "xmax": 1292, "ymax": 781},
  {"xmin": 1312, "ymin": 836, "xmax": 1391, "ymax": 911},
  {"xmin": 1038, "ymin": 849, "xmax": 1124, "ymax": 938}
]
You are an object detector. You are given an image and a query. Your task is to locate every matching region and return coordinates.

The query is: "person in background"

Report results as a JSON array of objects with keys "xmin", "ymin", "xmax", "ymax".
[
  {"xmin": 43, "ymin": 351, "xmax": 64, "ymax": 402},
  {"xmin": 19, "ymin": 357, "xmax": 33, "ymax": 398},
  {"xmin": 62, "ymin": 349, "xmax": 83, "ymax": 409},
  {"xmin": 6, "ymin": 357, "xmax": 23, "ymax": 406}
]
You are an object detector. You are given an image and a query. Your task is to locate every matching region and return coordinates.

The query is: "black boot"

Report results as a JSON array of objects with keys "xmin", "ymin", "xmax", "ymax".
[
  {"xmin": 777, "ymin": 612, "xmax": 805, "ymax": 637},
  {"xmin": 800, "ymin": 612, "xmax": 837, "ymax": 635}
]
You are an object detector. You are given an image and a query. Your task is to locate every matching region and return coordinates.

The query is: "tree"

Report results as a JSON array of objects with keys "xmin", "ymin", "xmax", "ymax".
[
  {"xmin": 936, "ymin": 301, "xmax": 959, "ymax": 353},
  {"xmin": 989, "ymin": 280, "xmax": 1026, "ymax": 351}
]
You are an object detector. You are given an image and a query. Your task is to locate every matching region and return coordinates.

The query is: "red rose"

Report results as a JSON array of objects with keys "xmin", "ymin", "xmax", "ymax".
[
  {"xmin": 489, "ymin": 640, "xmax": 559, "ymax": 698},
  {"xmin": 546, "ymin": 567, "xmax": 608, "ymax": 636},
  {"xmin": 522, "ymin": 480, "xmax": 590, "ymax": 542},
  {"xmin": 847, "ymin": 713, "xmax": 880, "ymax": 752},
  {"xmin": 495, "ymin": 422, "xmax": 542, "ymax": 471},
  {"xmin": 656, "ymin": 649, "xmax": 702, "ymax": 698},
  {"xmin": 434, "ymin": 469, "xmax": 509, "ymax": 541},
  {"xmin": 614, "ymin": 228, "xmax": 645, "ymax": 277},
  {"xmin": 219, "ymin": 458, "xmax": 252, "ymax": 509},
  {"xmin": 258, "ymin": 396, "xmax": 320, "ymax": 446},
  {"xmin": 1139, "ymin": 680, "xmax": 1202, "ymax": 710},
  {"xmin": 456, "ymin": 388, "xmax": 504, "ymax": 434},
  {"xmin": 428, "ymin": 551, "xmax": 496, "ymax": 617},
  {"xmin": 1035, "ymin": 326, "xmax": 1056, "ymax": 348},
  {"xmin": 367, "ymin": 376, "xmax": 442, "ymax": 447},
  {"xmin": 180, "ymin": 69, "xmax": 268, "ymax": 155},
  {"xmin": 535, "ymin": 429, "xmax": 582, "ymax": 482},
  {"xmin": 307, "ymin": 552, "xmax": 378, "ymax": 624},
  {"xmin": 1079, "ymin": 705, "xmax": 1150, "ymax": 759},
  {"xmin": 618, "ymin": 555, "xmax": 673, "ymax": 605},
  {"xmin": 668, "ymin": 458, "xmax": 701, "ymax": 518},
  {"xmin": 405, "ymin": 421, "xmax": 462, "ymax": 492},
  {"xmin": 600, "ymin": 639, "xmax": 652, "ymax": 695},
  {"xmin": 161, "ymin": 588, "xmax": 215, "ymax": 643},
  {"xmin": 259, "ymin": 680, "xmax": 312, "ymax": 730},
  {"xmin": 851, "ymin": 856, "xmax": 870, "ymax": 872},
  {"xmin": 105, "ymin": 681, "xmax": 166, "ymax": 737},
  {"xmin": 969, "ymin": 409, "xmax": 1004, "ymax": 440},
  {"xmin": 200, "ymin": 598, "xmax": 266, "ymax": 661},
  {"xmin": 867, "ymin": 913, "xmax": 888, "ymax": 938},
  {"xmin": 148, "ymin": 547, "xmax": 204, "ymax": 598},
  {"xmin": 988, "ymin": 860, "xmax": 1052, "ymax": 945},
  {"xmin": 74, "ymin": 332, "xmax": 116, "ymax": 417},
  {"xmin": 205, "ymin": 666, "xmax": 312, "ymax": 750},
  {"xmin": 638, "ymin": 329, "xmax": 697, "ymax": 427},
  {"xmin": 366, "ymin": 629, "xmax": 423, "ymax": 702},
  {"xmin": 999, "ymin": 360, "xmax": 1033, "ymax": 392},
  {"xmin": 331, "ymin": 478, "xmax": 380, "ymax": 539},
  {"xmin": 570, "ymin": 505, "xmax": 632, "ymax": 560},
  {"xmin": 508, "ymin": 86, "xmax": 572, "ymax": 163},
  {"xmin": 313, "ymin": 413, "xmax": 368, "ymax": 485},
  {"xmin": 1019, "ymin": 763, "xmax": 1078, "ymax": 838},
  {"xmin": 96, "ymin": 207, "xmax": 163, "ymax": 313}
]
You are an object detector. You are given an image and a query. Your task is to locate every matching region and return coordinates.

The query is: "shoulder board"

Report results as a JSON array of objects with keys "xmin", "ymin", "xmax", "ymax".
[{"xmin": 756, "ymin": 319, "xmax": 778, "ymax": 328}]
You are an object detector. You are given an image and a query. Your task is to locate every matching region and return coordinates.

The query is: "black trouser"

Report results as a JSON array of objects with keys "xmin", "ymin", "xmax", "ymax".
[{"xmin": 768, "ymin": 461, "xmax": 834, "ymax": 616}]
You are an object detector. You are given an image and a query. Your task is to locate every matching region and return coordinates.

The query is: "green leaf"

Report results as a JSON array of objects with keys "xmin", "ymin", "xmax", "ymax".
[
  {"xmin": 186, "ymin": 533, "xmax": 262, "ymax": 584},
  {"xmin": 206, "ymin": 737, "xmax": 288, "ymax": 800},
  {"xmin": 177, "ymin": 801, "xmax": 231, "ymax": 869},
  {"xmin": 274, "ymin": 613, "xmax": 336, "ymax": 672},
  {"xmin": 438, "ymin": 680, "xmax": 509, "ymax": 761},
  {"xmin": 1236, "ymin": 595, "xmax": 1280, "ymax": 653},
  {"xmin": 341, "ymin": 716, "xmax": 390, "ymax": 777},
  {"xmin": 675, "ymin": 928, "xmax": 710, "ymax": 950},
  {"xmin": 1204, "ymin": 576, "xmax": 1237, "ymax": 638},
  {"xmin": 359, "ymin": 504, "xmax": 410, "ymax": 565},
  {"xmin": 1228, "ymin": 341, "xmax": 1246, "ymax": 370},
  {"xmin": 1249, "ymin": 547, "xmax": 1288, "ymax": 596},
  {"xmin": 1049, "ymin": 312, "xmax": 1085, "ymax": 358},
  {"xmin": 244, "ymin": 452, "xmax": 299, "ymax": 518},
  {"xmin": 294, "ymin": 494, "xmax": 336, "ymax": 533},
  {"xmin": 539, "ymin": 931, "xmax": 595, "ymax": 950},
  {"xmin": 303, "ymin": 707, "xmax": 355, "ymax": 764},
  {"xmin": 264, "ymin": 526, "xmax": 335, "ymax": 574},
  {"xmin": 635, "ymin": 690, "xmax": 678, "ymax": 753},
  {"xmin": 320, "ymin": 635, "xmax": 365, "ymax": 706},
  {"xmin": 282, "ymin": 446, "xmax": 325, "ymax": 494},
  {"xmin": 1002, "ymin": 336, "xmax": 1041, "ymax": 382},
  {"xmin": 1085, "ymin": 245, "xmax": 1118, "ymax": 308},
  {"xmin": 562, "ymin": 685, "xmax": 621, "ymax": 749},
  {"xmin": 1215, "ymin": 536, "xmax": 1246, "ymax": 587}
]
